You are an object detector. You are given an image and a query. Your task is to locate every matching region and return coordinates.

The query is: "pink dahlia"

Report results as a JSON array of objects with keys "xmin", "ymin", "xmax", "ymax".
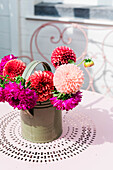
[
  {"xmin": 3, "ymin": 59, "xmax": 26, "ymax": 79},
  {"xmin": 0, "ymin": 54, "xmax": 17, "ymax": 77},
  {"xmin": 4, "ymin": 82, "xmax": 38, "ymax": 110},
  {"xmin": 53, "ymin": 64, "xmax": 84, "ymax": 94},
  {"xmin": 50, "ymin": 91, "xmax": 82, "ymax": 111},
  {"xmin": 27, "ymin": 71, "xmax": 54, "ymax": 102},
  {"xmin": 51, "ymin": 46, "xmax": 76, "ymax": 68}
]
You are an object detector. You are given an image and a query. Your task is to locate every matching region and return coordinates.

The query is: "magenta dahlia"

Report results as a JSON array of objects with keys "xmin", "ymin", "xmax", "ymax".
[
  {"xmin": 50, "ymin": 91, "xmax": 82, "ymax": 111},
  {"xmin": 0, "ymin": 54, "xmax": 17, "ymax": 77},
  {"xmin": 51, "ymin": 46, "xmax": 76, "ymax": 68},
  {"xmin": 27, "ymin": 71, "xmax": 54, "ymax": 102},
  {"xmin": 3, "ymin": 59, "xmax": 26, "ymax": 80},
  {"xmin": 4, "ymin": 82, "xmax": 38, "ymax": 110},
  {"xmin": 0, "ymin": 87, "xmax": 5, "ymax": 102}
]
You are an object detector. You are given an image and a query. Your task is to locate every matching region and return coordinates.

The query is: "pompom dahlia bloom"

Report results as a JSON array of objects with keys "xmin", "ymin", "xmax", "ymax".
[
  {"xmin": 0, "ymin": 87, "xmax": 5, "ymax": 102},
  {"xmin": 3, "ymin": 59, "xmax": 26, "ymax": 79},
  {"xmin": 50, "ymin": 91, "xmax": 82, "ymax": 111},
  {"xmin": 4, "ymin": 82, "xmax": 38, "ymax": 110},
  {"xmin": 0, "ymin": 54, "xmax": 17, "ymax": 76},
  {"xmin": 51, "ymin": 46, "xmax": 76, "ymax": 68},
  {"xmin": 27, "ymin": 71, "xmax": 54, "ymax": 102},
  {"xmin": 54, "ymin": 64, "xmax": 84, "ymax": 94}
]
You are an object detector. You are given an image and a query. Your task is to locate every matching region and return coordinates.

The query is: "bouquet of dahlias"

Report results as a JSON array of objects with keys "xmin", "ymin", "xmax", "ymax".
[{"xmin": 0, "ymin": 46, "xmax": 94, "ymax": 112}]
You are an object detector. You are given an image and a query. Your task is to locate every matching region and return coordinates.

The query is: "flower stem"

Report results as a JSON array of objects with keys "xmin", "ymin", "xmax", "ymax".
[{"xmin": 77, "ymin": 59, "xmax": 85, "ymax": 67}]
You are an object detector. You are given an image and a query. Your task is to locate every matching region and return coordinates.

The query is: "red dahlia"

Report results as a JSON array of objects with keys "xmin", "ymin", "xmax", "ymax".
[
  {"xmin": 51, "ymin": 46, "xmax": 76, "ymax": 68},
  {"xmin": 27, "ymin": 71, "xmax": 54, "ymax": 102},
  {"xmin": 3, "ymin": 59, "xmax": 26, "ymax": 79}
]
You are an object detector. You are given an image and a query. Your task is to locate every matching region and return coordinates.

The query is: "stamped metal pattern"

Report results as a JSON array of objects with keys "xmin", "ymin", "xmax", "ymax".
[{"xmin": 0, "ymin": 110, "xmax": 96, "ymax": 163}]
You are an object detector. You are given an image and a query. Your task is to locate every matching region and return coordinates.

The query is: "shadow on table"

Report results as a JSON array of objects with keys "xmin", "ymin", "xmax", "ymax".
[{"xmin": 77, "ymin": 96, "xmax": 113, "ymax": 145}]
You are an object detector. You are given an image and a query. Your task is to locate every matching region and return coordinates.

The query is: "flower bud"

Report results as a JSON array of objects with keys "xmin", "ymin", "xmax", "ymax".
[{"xmin": 84, "ymin": 59, "xmax": 94, "ymax": 67}]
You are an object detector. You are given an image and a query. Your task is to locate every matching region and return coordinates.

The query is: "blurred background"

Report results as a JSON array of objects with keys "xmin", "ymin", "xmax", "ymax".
[{"xmin": 0, "ymin": 0, "xmax": 113, "ymax": 97}]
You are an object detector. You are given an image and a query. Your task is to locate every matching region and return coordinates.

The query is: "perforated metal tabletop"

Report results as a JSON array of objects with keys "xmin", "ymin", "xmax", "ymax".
[{"xmin": 0, "ymin": 90, "xmax": 113, "ymax": 170}]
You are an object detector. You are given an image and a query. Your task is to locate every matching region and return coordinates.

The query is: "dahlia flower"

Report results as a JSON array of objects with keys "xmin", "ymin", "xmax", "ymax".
[
  {"xmin": 3, "ymin": 59, "xmax": 26, "ymax": 79},
  {"xmin": 53, "ymin": 64, "xmax": 84, "ymax": 94},
  {"xmin": 51, "ymin": 46, "xmax": 76, "ymax": 68},
  {"xmin": 4, "ymin": 82, "xmax": 38, "ymax": 110},
  {"xmin": 27, "ymin": 71, "xmax": 54, "ymax": 102},
  {"xmin": 0, "ymin": 54, "xmax": 17, "ymax": 76},
  {"xmin": 50, "ymin": 91, "xmax": 82, "ymax": 111},
  {"xmin": 0, "ymin": 87, "xmax": 5, "ymax": 102}
]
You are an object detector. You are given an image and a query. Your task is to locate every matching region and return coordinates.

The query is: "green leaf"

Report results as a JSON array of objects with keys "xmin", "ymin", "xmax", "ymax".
[
  {"xmin": 5, "ymin": 75, "xmax": 9, "ymax": 78},
  {"xmin": 52, "ymin": 89, "xmax": 72, "ymax": 101},
  {"xmin": 57, "ymin": 93, "xmax": 62, "ymax": 99},
  {"xmin": 53, "ymin": 94, "xmax": 59, "ymax": 97},
  {"xmin": 84, "ymin": 58, "xmax": 92, "ymax": 62},
  {"xmin": 15, "ymin": 75, "xmax": 24, "ymax": 85},
  {"xmin": 68, "ymin": 59, "xmax": 76, "ymax": 65}
]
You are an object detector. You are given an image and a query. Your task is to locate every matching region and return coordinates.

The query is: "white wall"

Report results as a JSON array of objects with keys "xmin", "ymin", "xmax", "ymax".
[
  {"xmin": 0, "ymin": 0, "xmax": 20, "ymax": 58},
  {"xmin": 43, "ymin": 0, "xmax": 98, "ymax": 5},
  {"xmin": 0, "ymin": 0, "xmax": 11, "ymax": 57},
  {"xmin": 43, "ymin": 0, "xmax": 113, "ymax": 6},
  {"xmin": 98, "ymin": 0, "xmax": 113, "ymax": 6},
  {"xmin": 9, "ymin": 0, "xmax": 20, "ymax": 56}
]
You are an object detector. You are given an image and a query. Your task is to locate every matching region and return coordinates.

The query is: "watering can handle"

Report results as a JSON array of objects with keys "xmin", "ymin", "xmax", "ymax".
[{"xmin": 22, "ymin": 60, "xmax": 52, "ymax": 80}]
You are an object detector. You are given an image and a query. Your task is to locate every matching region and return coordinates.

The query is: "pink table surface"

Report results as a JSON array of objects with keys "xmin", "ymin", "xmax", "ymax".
[{"xmin": 0, "ymin": 90, "xmax": 113, "ymax": 170}]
